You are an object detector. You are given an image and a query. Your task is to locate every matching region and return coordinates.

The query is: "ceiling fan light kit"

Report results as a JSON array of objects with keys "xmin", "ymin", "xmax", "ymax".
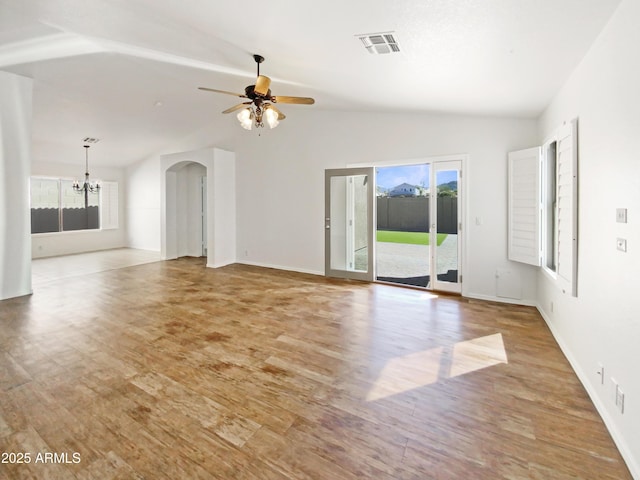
[
  {"xmin": 199, "ymin": 54, "xmax": 314, "ymax": 131},
  {"xmin": 237, "ymin": 108, "xmax": 254, "ymax": 130}
]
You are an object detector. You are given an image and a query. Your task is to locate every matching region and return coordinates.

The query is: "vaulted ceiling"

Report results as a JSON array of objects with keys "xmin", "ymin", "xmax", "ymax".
[{"xmin": 0, "ymin": 0, "xmax": 621, "ymax": 167}]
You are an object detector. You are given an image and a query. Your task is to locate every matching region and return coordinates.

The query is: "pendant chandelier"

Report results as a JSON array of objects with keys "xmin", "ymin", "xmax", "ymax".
[{"xmin": 73, "ymin": 144, "xmax": 100, "ymax": 194}]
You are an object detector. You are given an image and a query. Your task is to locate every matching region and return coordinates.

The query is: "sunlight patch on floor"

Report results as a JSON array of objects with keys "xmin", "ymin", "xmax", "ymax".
[
  {"xmin": 366, "ymin": 333, "xmax": 507, "ymax": 402},
  {"xmin": 449, "ymin": 333, "xmax": 508, "ymax": 378},
  {"xmin": 366, "ymin": 347, "xmax": 444, "ymax": 402}
]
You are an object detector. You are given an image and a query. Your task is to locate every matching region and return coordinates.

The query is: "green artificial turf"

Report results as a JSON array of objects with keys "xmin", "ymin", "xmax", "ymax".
[{"xmin": 376, "ymin": 230, "xmax": 448, "ymax": 246}]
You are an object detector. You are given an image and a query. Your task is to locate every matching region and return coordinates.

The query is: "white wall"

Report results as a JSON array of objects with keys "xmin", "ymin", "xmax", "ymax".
[
  {"xmin": 537, "ymin": 0, "xmax": 639, "ymax": 476},
  {"xmin": 126, "ymin": 155, "xmax": 162, "ymax": 251},
  {"xmin": 126, "ymin": 109, "xmax": 537, "ymax": 301},
  {"xmin": 0, "ymin": 72, "xmax": 32, "ymax": 300},
  {"xmin": 210, "ymin": 148, "xmax": 236, "ymax": 268},
  {"xmin": 160, "ymin": 148, "xmax": 236, "ymax": 268},
  {"xmin": 31, "ymin": 161, "xmax": 127, "ymax": 258},
  {"xmin": 233, "ymin": 109, "xmax": 539, "ymax": 302},
  {"xmin": 125, "ymin": 119, "xmax": 238, "ymax": 252}
]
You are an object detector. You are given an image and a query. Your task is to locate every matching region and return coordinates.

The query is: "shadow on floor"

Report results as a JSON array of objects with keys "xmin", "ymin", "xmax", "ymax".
[{"xmin": 377, "ymin": 269, "xmax": 458, "ymax": 288}]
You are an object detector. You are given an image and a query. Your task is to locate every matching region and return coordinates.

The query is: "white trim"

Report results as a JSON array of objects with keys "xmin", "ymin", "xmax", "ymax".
[
  {"xmin": 238, "ymin": 260, "xmax": 324, "ymax": 277},
  {"xmin": 464, "ymin": 292, "xmax": 538, "ymax": 307},
  {"xmin": 536, "ymin": 304, "xmax": 640, "ymax": 480},
  {"xmin": 347, "ymin": 153, "xmax": 467, "ymax": 169}
]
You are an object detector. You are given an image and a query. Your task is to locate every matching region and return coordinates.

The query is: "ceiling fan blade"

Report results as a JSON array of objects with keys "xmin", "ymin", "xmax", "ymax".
[
  {"xmin": 198, "ymin": 87, "xmax": 247, "ymax": 98},
  {"xmin": 254, "ymin": 75, "xmax": 271, "ymax": 96},
  {"xmin": 273, "ymin": 95, "xmax": 315, "ymax": 105},
  {"xmin": 222, "ymin": 102, "xmax": 252, "ymax": 114},
  {"xmin": 267, "ymin": 104, "xmax": 286, "ymax": 120}
]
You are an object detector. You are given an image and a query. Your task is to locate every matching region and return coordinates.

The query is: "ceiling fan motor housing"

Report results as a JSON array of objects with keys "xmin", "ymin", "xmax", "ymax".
[{"xmin": 245, "ymin": 85, "xmax": 271, "ymax": 100}]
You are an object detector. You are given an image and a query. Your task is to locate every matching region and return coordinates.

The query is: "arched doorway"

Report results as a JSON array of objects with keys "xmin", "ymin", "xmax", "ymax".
[
  {"xmin": 164, "ymin": 161, "xmax": 207, "ymax": 259},
  {"xmin": 161, "ymin": 147, "xmax": 236, "ymax": 268}
]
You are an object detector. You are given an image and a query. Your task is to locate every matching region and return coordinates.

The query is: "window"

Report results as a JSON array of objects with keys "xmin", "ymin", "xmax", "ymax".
[
  {"xmin": 30, "ymin": 178, "xmax": 62, "ymax": 233},
  {"xmin": 30, "ymin": 177, "xmax": 118, "ymax": 233},
  {"xmin": 543, "ymin": 140, "xmax": 557, "ymax": 272},
  {"xmin": 508, "ymin": 118, "xmax": 578, "ymax": 296}
]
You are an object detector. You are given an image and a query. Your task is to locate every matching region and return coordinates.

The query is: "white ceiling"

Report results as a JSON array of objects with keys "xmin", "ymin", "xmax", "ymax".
[{"xmin": 0, "ymin": 0, "xmax": 621, "ymax": 167}]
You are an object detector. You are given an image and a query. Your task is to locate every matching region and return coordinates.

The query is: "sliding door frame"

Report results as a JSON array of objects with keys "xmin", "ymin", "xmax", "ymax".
[{"xmin": 324, "ymin": 167, "xmax": 375, "ymax": 281}]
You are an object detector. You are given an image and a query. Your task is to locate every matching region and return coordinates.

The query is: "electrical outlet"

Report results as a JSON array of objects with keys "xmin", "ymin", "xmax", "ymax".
[{"xmin": 617, "ymin": 238, "xmax": 627, "ymax": 252}]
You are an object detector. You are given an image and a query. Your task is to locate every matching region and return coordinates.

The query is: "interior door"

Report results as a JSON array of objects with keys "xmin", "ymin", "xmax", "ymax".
[
  {"xmin": 430, "ymin": 160, "xmax": 462, "ymax": 293},
  {"xmin": 325, "ymin": 168, "xmax": 374, "ymax": 281}
]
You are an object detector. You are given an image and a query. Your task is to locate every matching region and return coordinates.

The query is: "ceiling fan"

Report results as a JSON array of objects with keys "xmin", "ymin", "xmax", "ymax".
[{"xmin": 199, "ymin": 54, "xmax": 315, "ymax": 130}]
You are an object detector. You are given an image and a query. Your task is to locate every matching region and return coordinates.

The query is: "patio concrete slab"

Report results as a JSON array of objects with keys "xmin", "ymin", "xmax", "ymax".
[{"xmin": 375, "ymin": 234, "xmax": 458, "ymax": 278}]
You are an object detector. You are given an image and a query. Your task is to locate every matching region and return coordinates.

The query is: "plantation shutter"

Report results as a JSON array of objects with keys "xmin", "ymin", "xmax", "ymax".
[
  {"xmin": 555, "ymin": 119, "xmax": 578, "ymax": 296},
  {"xmin": 100, "ymin": 181, "xmax": 119, "ymax": 230},
  {"xmin": 508, "ymin": 147, "xmax": 541, "ymax": 266}
]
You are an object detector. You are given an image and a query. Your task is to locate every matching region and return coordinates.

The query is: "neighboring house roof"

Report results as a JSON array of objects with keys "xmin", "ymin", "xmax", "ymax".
[{"xmin": 389, "ymin": 183, "xmax": 422, "ymax": 197}]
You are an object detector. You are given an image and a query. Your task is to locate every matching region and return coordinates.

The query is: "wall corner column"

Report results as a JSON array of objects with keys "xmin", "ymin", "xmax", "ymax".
[{"xmin": 0, "ymin": 71, "xmax": 33, "ymax": 300}]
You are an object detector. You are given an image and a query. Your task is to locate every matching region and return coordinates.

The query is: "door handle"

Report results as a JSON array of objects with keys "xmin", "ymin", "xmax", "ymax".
[{"xmin": 325, "ymin": 217, "xmax": 331, "ymax": 229}]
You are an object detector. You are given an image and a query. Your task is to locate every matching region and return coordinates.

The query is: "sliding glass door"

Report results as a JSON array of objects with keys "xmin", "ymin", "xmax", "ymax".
[
  {"xmin": 430, "ymin": 161, "xmax": 462, "ymax": 293},
  {"xmin": 325, "ymin": 161, "xmax": 462, "ymax": 293},
  {"xmin": 324, "ymin": 168, "xmax": 374, "ymax": 281}
]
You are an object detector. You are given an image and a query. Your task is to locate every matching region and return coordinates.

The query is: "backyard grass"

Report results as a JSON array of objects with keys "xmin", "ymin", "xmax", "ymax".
[{"xmin": 376, "ymin": 230, "xmax": 447, "ymax": 246}]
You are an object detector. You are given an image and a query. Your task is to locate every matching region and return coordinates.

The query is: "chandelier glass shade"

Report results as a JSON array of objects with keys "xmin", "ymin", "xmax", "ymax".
[
  {"xmin": 264, "ymin": 107, "xmax": 280, "ymax": 128},
  {"xmin": 237, "ymin": 108, "xmax": 254, "ymax": 130},
  {"xmin": 237, "ymin": 104, "xmax": 280, "ymax": 130}
]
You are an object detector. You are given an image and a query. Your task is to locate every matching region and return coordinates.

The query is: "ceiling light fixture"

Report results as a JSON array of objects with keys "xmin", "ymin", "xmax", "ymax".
[
  {"xmin": 199, "ymin": 54, "xmax": 314, "ymax": 131},
  {"xmin": 73, "ymin": 142, "xmax": 100, "ymax": 203},
  {"xmin": 236, "ymin": 104, "xmax": 280, "ymax": 130}
]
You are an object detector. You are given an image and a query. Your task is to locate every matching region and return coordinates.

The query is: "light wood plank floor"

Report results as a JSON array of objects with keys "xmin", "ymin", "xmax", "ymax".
[
  {"xmin": 0, "ymin": 257, "xmax": 632, "ymax": 479},
  {"xmin": 31, "ymin": 248, "xmax": 161, "ymax": 287}
]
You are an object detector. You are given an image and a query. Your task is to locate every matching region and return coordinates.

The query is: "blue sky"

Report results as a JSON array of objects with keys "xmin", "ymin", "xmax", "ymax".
[{"xmin": 376, "ymin": 165, "xmax": 457, "ymax": 189}]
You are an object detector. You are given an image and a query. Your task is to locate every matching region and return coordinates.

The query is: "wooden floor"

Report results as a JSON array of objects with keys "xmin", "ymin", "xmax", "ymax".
[{"xmin": 0, "ymin": 257, "xmax": 631, "ymax": 479}]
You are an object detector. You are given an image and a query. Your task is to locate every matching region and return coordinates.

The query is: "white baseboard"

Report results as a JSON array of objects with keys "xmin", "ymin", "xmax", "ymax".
[
  {"xmin": 536, "ymin": 303, "xmax": 639, "ymax": 480},
  {"xmin": 237, "ymin": 260, "xmax": 324, "ymax": 277},
  {"xmin": 463, "ymin": 291, "xmax": 537, "ymax": 307},
  {"xmin": 207, "ymin": 261, "xmax": 233, "ymax": 269}
]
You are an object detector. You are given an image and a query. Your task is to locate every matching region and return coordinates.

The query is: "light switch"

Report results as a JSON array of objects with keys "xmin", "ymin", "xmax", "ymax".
[{"xmin": 616, "ymin": 208, "xmax": 628, "ymax": 223}]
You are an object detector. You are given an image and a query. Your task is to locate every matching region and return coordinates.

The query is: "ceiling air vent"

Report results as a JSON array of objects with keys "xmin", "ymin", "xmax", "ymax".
[{"xmin": 357, "ymin": 32, "xmax": 400, "ymax": 55}]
